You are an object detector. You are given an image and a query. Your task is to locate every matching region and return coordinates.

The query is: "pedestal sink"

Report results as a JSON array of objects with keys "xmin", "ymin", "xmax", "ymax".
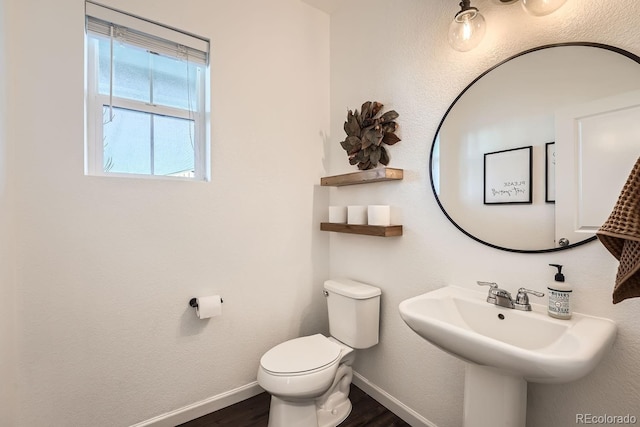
[{"xmin": 399, "ymin": 286, "xmax": 617, "ymax": 427}]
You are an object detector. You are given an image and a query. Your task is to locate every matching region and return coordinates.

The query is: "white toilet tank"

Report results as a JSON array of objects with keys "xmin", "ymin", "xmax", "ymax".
[{"xmin": 324, "ymin": 279, "xmax": 381, "ymax": 349}]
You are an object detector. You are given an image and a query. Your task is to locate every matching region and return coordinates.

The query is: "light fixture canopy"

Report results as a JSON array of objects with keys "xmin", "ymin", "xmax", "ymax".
[
  {"xmin": 521, "ymin": 0, "xmax": 568, "ymax": 16},
  {"xmin": 448, "ymin": 0, "xmax": 487, "ymax": 52}
]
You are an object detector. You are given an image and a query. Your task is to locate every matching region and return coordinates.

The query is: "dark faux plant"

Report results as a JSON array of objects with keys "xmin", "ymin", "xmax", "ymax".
[{"xmin": 340, "ymin": 101, "xmax": 400, "ymax": 170}]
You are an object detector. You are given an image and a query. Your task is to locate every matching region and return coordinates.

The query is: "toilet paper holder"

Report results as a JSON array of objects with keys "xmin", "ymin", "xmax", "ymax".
[{"xmin": 189, "ymin": 297, "xmax": 224, "ymax": 309}]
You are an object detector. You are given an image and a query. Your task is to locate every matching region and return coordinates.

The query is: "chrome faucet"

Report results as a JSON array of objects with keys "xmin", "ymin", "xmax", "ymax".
[{"xmin": 477, "ymin": 281, "xmax": 544, "ymax": 311}]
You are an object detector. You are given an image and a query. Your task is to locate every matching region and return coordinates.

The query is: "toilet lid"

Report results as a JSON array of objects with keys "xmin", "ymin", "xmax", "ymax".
[{"xmin": 260, "ymin": 334, "xmax": 341, "ymax": 375}]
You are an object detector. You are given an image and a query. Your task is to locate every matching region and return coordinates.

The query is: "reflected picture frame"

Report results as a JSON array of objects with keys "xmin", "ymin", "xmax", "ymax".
[
  {"xmin": 484, "ymin": 146, "xmax": 533, "ymax": 205},
  {"xmin": 545, "ymin": 142, "xmax": 556, "ymax": 203}
]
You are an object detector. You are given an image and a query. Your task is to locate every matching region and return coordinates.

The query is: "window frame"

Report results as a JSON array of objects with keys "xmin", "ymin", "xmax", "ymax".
[{"xmin": 84, "ymin": 2, "xmax": 210, "ymax": 181}]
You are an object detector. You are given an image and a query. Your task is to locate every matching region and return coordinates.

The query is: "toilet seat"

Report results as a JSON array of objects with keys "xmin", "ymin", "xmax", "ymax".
[{"xmin": 260, "ymin": 334, "xmax": 341, "ymax": 376}]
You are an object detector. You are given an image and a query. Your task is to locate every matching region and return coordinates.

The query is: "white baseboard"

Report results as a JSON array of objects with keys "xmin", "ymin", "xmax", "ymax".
[
  {"xmin": 130, "ymin": 381, "xmax": 264, "ymax": 427},
  {"xmin": 131, "ymin": 372, "xmax": 436, "ymax": 427},
  {"xmin": 352, "ymin": 371, "xmax": 438, "ymax": 427}
]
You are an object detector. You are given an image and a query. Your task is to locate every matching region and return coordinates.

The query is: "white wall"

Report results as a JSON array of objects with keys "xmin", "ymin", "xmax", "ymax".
[
  {"xmin": 328, "ymin": 0, "xmax": 640, "ymax": 426},
  {"xmin": 7, "ymin": 0, "xmax": 330, "ymax": 425},
  {"xmin": 0, "ymin": 0, "xmax": 17, "ymax": 424}
]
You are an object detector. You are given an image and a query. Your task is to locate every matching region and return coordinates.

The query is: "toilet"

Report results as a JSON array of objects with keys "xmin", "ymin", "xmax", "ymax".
[{"xmin": 257, "ymin": 278, "xmax": 381, "ymax": 427}]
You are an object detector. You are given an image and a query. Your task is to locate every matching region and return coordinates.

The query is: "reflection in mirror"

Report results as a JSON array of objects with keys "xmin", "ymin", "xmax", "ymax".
[{"xmin": 431, "ymin": 43, "xmax": 640, "ymax": 253}]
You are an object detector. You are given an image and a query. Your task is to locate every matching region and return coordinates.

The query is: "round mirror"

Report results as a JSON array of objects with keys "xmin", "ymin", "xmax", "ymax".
[{"xmin": 431, "ymin": 43, "xmax": 640, "ymax": 253}]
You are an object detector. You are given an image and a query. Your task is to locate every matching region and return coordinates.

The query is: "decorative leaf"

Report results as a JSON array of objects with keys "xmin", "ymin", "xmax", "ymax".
[
  {"xmin": 361, "ymin": 133, "xmax": 372, "ymax": 150},
  {"xmin": 382, "ymin": 132, "xmax": 401, "ymax": 146},
  {"xmin": 344, "ymin": 112, "xmax": 360, "ymax": 137},
  {"xmin": 379, "ymin": 146, "xmax": 390, "ymax": 165},
  {"xmin": 382, "ymin": 122, "xmax": 397, "ymax": 133},
  {"xmin": 358, "ymin": 160, "xmax": 372, "ymax": 170},
  {"xmin": 346, "ymin": 135, "xmax": 360, "ymax": 147},
  {"xmin": 363, "ymin": 127, "xmax": 383, "ymax": 147},
  {"xmin": 361, "ymin": 101, "xmax": 372, "ymax": 120},
  {"xmin": 371, "ymin": 102, "xmax": 384, "ymax": 117},
  {"xmin": 373, "ymin": 126, "xmax": 384, "ymax": 146},
  {"xmin": 347, "ymin": 147, "xmax": 361, "ymax": 156},
  {"xmin": 369, "ymin": 146, "xmax": 381, "ymax": 166},
  {"xmin": 347, "ymin": 140, "xmax": 362, "ymax": 155},
  {"xmin": 354, "ymin": 109, "xmax": 362, "ymax": 127},
  {"xmin": 380, "ymin": 110, "xmax": 399, "ymax": 123}
]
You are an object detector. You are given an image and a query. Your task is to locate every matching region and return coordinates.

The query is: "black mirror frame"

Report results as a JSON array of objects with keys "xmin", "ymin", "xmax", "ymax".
[{"xmin": 429, "ymin": 42, "xmax": 640, "ymax": 253}]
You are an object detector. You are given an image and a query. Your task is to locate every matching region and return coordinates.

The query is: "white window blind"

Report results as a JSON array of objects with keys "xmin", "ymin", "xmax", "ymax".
[
  {"xmin": 84, "ymin": 1, "xmax": 210, "ymax": 180},
  {"xmin": 85, "ymin": 1, "xmax": 209, "ymax": 65}
]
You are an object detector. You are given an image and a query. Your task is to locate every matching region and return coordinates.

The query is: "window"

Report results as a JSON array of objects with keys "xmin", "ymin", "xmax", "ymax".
[{"xmin": 85, "ymin": 2, "xmax": 209, "ymax": 180}]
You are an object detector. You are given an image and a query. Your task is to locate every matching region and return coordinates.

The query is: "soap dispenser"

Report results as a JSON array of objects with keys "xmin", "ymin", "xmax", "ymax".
[{"xmin": 548, "ymin": 264, "xmax": 572, "ymax": 319}]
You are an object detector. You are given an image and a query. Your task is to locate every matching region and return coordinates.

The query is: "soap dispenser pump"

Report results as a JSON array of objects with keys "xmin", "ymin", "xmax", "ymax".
[{"xmin": 548, "ymin": 264, "xmax": 572, "ymax": 319}]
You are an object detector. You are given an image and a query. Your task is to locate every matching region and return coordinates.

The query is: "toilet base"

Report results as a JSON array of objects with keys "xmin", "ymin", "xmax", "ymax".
[
  {"xmin": 266, "ymin": 396, "xmax": 352, "ymax": 427},
  {"xmin": 266, "ymin": 363, "xmax": 354, "ymax": 427},
  {"xmin": 317, "ymin": 398, "xmax": 351, "ymax": 427},
  {"xmin": 317, "ymin": 363, "xmax": 353, "ymax": 427},
  {"xmin": 267, "ymin": 396, "xmax": 319, "ymax": 427}
]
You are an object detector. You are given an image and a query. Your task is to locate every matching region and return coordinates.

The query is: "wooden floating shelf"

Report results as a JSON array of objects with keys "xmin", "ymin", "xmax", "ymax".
[
  {"xmin": 320, "ymin": 167, "xmax": 403, "ymax": 187},
  {"xmin": 320, "ymin": 222, "xmax": 403, "ymax": 237}
]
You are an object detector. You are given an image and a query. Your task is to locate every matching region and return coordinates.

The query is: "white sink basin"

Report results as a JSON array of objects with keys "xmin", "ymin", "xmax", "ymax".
[{"xmin": 399, "ymin": 286, "xmax": 617, "ymax": 384}]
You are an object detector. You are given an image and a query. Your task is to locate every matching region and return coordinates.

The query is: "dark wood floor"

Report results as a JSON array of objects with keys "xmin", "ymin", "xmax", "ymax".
[{"xmin": 178, "ymin": 384, "xmax": 410, "ymax": 427}]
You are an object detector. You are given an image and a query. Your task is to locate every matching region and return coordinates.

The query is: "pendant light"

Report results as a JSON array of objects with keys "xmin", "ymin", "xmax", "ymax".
[
  {"xmin": 449, "ymin": 0, "xmax": 570, "ymax": 52},
  {"xmin": 448, "ymin": 0, "xmax": 487, "ymax": 52},
  {"xmin": 521, "ymin": 0, "xmax": 568, "ymax": 16}
]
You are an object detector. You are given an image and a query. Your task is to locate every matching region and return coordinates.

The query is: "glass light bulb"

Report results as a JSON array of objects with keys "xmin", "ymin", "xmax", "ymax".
[
  {"xmin": 521, "ymin": 0, "xmax": 567, "ymax": 16},
  {"xmin": 448, "ymin": 9, "xmax": 486, "ymax": 52}
]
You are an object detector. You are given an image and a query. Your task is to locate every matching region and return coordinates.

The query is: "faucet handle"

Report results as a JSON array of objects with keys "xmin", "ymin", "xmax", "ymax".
[
  {"xmin": 477, "ymin": 281, "xmax": 498, "ymax": 289},
  {"xmin": 514, "ymin": 288, "xmax": 545, "ymax": 311},
  {"xmin": 477, "ymin": 281, "xmax": 500, "ymax": 305}
]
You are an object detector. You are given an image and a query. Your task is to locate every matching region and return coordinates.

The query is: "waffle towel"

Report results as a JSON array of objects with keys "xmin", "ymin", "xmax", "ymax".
[{"xmin": 597, "ymin": 156, "xmax": 640, "ymax": 304}]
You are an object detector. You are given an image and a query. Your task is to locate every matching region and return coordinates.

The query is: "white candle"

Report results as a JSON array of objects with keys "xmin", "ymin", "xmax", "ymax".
[
  {"xmin": 329, "ymin": 206, "xmax": 347, "ymax": 223},
  {"xmin": 367, "ymin": 205, "xmax": 390, "ymax": 226},
  {"xmin": 347, "ymin": 205, "xmax": 368, "ymax": 225}
]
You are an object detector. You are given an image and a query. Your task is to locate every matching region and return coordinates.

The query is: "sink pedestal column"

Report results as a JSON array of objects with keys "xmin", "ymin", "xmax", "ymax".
[{"xmin": 463, "ymin": 364, "xmax": 527, "ymax": 427}]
